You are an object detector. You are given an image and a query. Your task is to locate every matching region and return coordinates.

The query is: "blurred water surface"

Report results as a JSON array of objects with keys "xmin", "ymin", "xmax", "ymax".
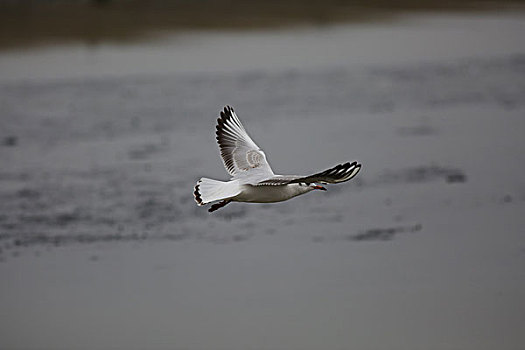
[{"xmin": 1, "ymin": 9, "xmax": 525, "ymax": 350}]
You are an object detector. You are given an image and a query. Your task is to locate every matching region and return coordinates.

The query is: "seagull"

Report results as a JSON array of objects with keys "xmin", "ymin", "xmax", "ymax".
[{"xmin": 194, "ymin": 106, "xmax": 362, "ymax": 212}]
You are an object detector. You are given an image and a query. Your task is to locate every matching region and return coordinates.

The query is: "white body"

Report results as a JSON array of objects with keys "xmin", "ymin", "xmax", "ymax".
[
  {"xmin": 232, "ymin": 183, "xmax": 313, "ymax": 203},
  {"xmin": 196, "ymin": 178, "xmax": 314, "ymax": 204}
]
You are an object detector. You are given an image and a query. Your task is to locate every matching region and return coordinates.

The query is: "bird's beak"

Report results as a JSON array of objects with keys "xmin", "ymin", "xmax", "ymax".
[{"xmin": 313, "ymin": 185, "xmax": 327, "ymax": 191}]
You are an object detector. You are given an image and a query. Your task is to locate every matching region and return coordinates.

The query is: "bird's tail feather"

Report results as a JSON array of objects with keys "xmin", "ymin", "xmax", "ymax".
[{"xmin": 193, "ymin": 178, "xmax": 241, "ymax": 205}]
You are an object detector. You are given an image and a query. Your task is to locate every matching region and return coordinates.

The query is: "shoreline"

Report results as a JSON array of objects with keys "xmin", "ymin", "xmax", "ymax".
[{"xmin": 1, "ymin": 0, "xmax": 524, "ymax": 50}]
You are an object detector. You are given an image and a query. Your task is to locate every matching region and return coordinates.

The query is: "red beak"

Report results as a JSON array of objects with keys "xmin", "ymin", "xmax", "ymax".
[{"xmin": 313, "ymin": 185, "xmax": 327, "ymax": 191}]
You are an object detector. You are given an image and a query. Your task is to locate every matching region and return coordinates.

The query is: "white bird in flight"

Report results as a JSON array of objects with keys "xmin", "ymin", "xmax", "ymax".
[{"xmin": 194, "ymin": 106, "xmax": 362, "ymax": 212}]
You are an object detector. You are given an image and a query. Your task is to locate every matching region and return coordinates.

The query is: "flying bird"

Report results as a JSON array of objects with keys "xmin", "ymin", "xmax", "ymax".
[{"xmin": 194, "ymin": 106, "xmax": 362, "ymax": 212}]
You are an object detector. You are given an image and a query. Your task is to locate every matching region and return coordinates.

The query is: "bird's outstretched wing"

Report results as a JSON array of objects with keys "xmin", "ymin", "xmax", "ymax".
[
  {"xmin": 216, "ymin": 106, "xmax": 274, "ymax": 179},
  {"xmin": 257, "ymin": 161, "xmax": 361, "ymax": 186}
]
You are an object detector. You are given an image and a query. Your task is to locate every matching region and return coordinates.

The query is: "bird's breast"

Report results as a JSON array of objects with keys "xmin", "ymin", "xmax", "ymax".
[{"xmin": 232, "ymin": 184, "xmax": 311, "ymax": 203}]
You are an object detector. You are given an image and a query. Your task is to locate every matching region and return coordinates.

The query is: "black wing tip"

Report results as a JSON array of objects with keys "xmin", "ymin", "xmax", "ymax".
[
  {"xmin": 344, "ymin": 160, "xmax": 361, "ymax": 169},
  {"xmin": 351, "ymin": 161, "xmax": 362, "ymax": 171},
  {"xmin": 220, "ymin": 105, "xmax": 235, "ymax": 118},
  {"xmin": 216, "ymin": 112, "xmax": 229, "ymax": 138},
  {"xmin": 216, "ymin": 105, "xmax": 241, "ymax": 139},
  {"xmin": 345, "ymin": 161, "xmax": 362, "ymax": 180},
  {"xmin": 321, "ymin": 161, "xmax": 361, "ymax": 175},
  {"xmin": 341, "ymin": 161, "xmax": 359, "ymax": 168},
  {"xmin": 327, "ymin": 161, "xmax": 362, "ymax": 182},
  {"xmin": 216, "ymin": 120, "xmax": 223, "ymax": 136},
  {"xmin": 217, "ymin": 105, "xmax": 236, "ymax": 127}
]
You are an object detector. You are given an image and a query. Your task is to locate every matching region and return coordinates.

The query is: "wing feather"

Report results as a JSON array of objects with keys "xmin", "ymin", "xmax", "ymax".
[
  {"xmin": 257, "ymin": 162, "xmax": 361, "ymax": 186},
  {"xmin": 216, "ymin": 106, "xmax": 274, "ymax": 179}
]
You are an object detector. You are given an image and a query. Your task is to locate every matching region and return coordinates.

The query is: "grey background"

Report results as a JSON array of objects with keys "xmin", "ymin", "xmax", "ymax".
[{"xmin": 1, "ymin": 9, "xmax": 525, "ymax": 350}]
